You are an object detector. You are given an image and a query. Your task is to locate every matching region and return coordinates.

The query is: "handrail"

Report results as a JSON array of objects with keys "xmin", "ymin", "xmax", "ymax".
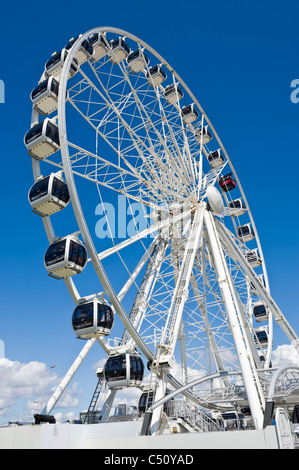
[{"xmin": 141, "ymin": 370, "xmax": 240, "ymax": 435}]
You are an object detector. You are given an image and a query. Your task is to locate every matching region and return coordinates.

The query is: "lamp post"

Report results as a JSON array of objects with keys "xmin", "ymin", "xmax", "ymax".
[{"xmin": 41, "ymin": 365, "xmax": 56, "ymax": 411}]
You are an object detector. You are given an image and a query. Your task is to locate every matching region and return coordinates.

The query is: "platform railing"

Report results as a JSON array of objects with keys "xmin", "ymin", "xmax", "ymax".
[{"xmin": 164, "ymin": 399, "xmax": 222, "ymax": 433}]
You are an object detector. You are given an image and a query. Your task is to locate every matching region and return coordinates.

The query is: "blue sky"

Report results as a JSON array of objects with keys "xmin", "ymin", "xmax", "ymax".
[{"xmin": 0, "ymin": 0, "xmax": 298, "ymax": 424}]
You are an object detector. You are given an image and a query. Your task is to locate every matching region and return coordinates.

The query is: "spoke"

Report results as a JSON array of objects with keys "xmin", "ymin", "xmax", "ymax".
[
  {"xmin": 66, "ymin": 140, "xmax": 182, "ymax": 207},
  {"xmin": 80, "ymin": 65, "xmax": 186, "ymax": 195},
  {"xmin": 93, "ymin": 207, "xmax": 192, "ymax": 261},
  {"xmin": 67, "ymin": 70, "xmax": 189, "ymax": 204},
  {"xmin": 112, "ymin": 59, "xmax": 193, "ymax": 189}
]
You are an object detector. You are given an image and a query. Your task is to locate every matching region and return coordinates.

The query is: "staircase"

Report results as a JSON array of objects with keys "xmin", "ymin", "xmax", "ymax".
[
  {"xmin": 164, "ymin": 399, "xmax": 222, "ymax": 433},
  {"xmin": 83, "ymin": 375, "xmax": 103, "ymax": 424}
]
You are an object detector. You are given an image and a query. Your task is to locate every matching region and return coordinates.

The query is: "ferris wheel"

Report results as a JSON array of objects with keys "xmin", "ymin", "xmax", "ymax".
[{"xmin": 25, "ymin": 27, "xmax": 299, "ymax": 433}]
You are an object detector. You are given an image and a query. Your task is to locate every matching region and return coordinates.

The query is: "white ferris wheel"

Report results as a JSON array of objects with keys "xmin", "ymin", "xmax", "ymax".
[{"xmin": 25, "ymin": 27, "xmax": 299, "ymax": 434}]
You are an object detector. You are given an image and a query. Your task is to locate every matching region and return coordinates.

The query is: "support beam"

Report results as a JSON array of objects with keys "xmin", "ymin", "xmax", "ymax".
[
  {"xmin": 149, "ymin": 369, "xmax": 168, "ymax": 435},
  {"xmin": 99, "ymin": 389, "xmax": 117, "ymax": 423},
  {"xmin": 161, "ymin": 204, "xmax": 204, "ymax": 357},
  {"xmin": 204, "ymin": 210, "xmax": 265, "ymax": 429}
]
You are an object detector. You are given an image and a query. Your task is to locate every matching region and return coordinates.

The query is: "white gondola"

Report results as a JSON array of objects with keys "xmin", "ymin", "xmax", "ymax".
[
  {"xmin": 253, "ymin": 302, "xmax": 269, "ymax": 322},
  {"xmin": 195, "ymin": 125, "xmax": 212, "ymax": 145},
  {"xmin": 238, "ymin": 223, "xmax": 255, "ymax": 242},
  {"xmin": 108, "ymin": 404, "xmax": 138, "ymax": 422},
  {"xmin": 109, "ymin": 37, "xmax": 130, "ymax": 64},
  {"xmin": 181, "ymin": 104, "xmax": 199, "ymax": 124},
  {"xmin": 229, "ymin": 198, "xmax": 247, "ymax": 217},
  {"xmin": 24, "ymin": 118, "xmax": 60, "ymax": 160},
  {"xmin": 28, "ymin": 172, "xmax": 70, "ymax": 216},
  {"xmin": 44, "ymin": 235, "xmax": 87, "ymax": 278},
  {"xmin": 127, "ymin": 49, "xmax": 149, "ymax": 73},
  {"xmin": 164, "ymin": 83, "xmax": 184, "ymax": 104},
  {"xmin": 207, "ymin": 149, "xmax": 225, "ymax": 168},
  {"xmin": 65, "ymin": 35, "xmax": 93, "ymax": 65},
  {"xmin": 88, "ymin": 33, "xmax": 108, "ymax": 61},
  {"xmin": 31, "ymin": 77, "xmax": 60, "ymax": 116},
  {"xmin": 146, "ymin": 64, "xmax": 167, "ymax": 86},
  {"xmin": 245, "ymin": 248, "xmax": 262, "ymax": 268},
  {"xmin": 254, "ymin": 327, "xmax": 269, "ymax": 348},
  {"xmin": 104, "ymin": 353, "xmax": 144, "ymax": 388},
  {"xmin": 221, "ymin": 412, "xmax": 245, "ymax": 431},
  {"xmin": 72, "ymin": 299, "xmax": 114, "ymax": 338},
  {"xmin": 138, "ymin": 389, "xmax": 173, "ymax": 415},
  {"xmin": 138, "ymin": 391, "xmax": 154, "ymax": 414},
  {"xmin": 45, "ymin": 49, "xmax": 78, "ymax": 79},
  {"xmin": 250, "ymin": 274, "xmax": 266, "ymax": 294},
  {"xmin": 258, "ymin": 352, "xmax": 272, "ymax": 368}
]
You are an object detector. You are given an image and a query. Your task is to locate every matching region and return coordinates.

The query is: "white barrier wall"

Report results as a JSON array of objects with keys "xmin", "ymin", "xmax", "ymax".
[{"xmin": 0, "ymin": 422, "xmax": 279, "ymax": 449}]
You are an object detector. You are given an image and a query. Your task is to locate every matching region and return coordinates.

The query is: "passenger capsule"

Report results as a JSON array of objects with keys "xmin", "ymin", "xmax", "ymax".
[
  {"xmin": 253, "ymin": 303, "xmax": 269, "ymax": 322},
  {"xmin": 237, "ymin": 223, "xmax": 255, "ymax": 242},
  {"xmin": 65, "ymin": 35, "xmax": 93, "ymax": 65},
  {"xmin": 24, "ymin": 118, "xmax": 60, "ymax": 160},
  {"xmin": 245, "ymin": 248, "xmax": 262, "ymax": 268},
  {"xmin": 146, "ymin": 64, "xmax": 167, "ymax": 86},
  {"xmin": 138, "ymin": 390, "xmax": 173, "ymax": 415},
  {"xmin": 109, "ymin": 37, "xmax": 130, "ymax": 64},
  {"xmin": 164, "ymin": 83, "xmax": 184, "ymax": 104},
  {"xmin": 45, "ymin": 49, "xmax": 78, "ymax": 79},
  {"xmin": 127, "ymin": 49, "xmax": 149, "ymax": 73},
  {"xmin": 138, "ymin": 391, "xmax": 154, "ymax": 414},
  {"xmin": 218, "ymin": 173, "xmax": 237, "ymax": 192},
  {"xmin": 104, "ymin": 353, "xmax": 144, "ymax": 388},
  {"xmin": 31, "ymin": 77, "xmax": 60, "ymax": 116},
  {"xmin": 88, "ymin": 33, "xmax": 108, "ymax": 61},
  {"xmin": 250, "ymin": 274, "xmax": 266, "ymax": 294},
  {"xmin": 229, "ymin": 199, "xmax": 247, "ymax": 217},
  {"xmin": 254, "ymin": 327, "xmax": 269, "ymax": 347},
  {"xmin": 221, "ymin": 411, "xmax": 245, "ymax": 431},
  {"xmin": 72, "ymin": 299, "xmax": 114, "ymax": 338},
  {"xmin": 195, "ymin": 125, "xmax": 212, "ymax": 145},
  {"xmin": 44, "ymin": 235, "xmax": 87, "ymax": 278},
  {"xmin": 258, "ymin": 353, "xmax": 272, "ymax": 368},
  {"xmin": 181, "ymin": 104, "xmax": 199, "ymax": 124},
  {"xmin": 28, "ymin": 172, "xmax": 70, "ymax": 216},
  {"xmin": 208, "ymin": 149, "xmax": 225, "ymax": 168}
]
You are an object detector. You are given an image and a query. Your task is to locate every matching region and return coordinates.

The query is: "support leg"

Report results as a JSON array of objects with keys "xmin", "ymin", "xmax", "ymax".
[
  {"xmin": 204, "ymin": 210, "xmax": 264, "ymax": 429},
  {"xmin": 99, "ymin": 389, "xmax": 117, "ymax": 423}
]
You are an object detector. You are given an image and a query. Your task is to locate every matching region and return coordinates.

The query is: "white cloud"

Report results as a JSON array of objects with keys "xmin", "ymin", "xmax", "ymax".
[
  {"xmin": 0, "ymin": 357, "xmax": 80, "ymax": 424},
  {"xmin": 52, "ymin": 382, "xmax": 80, "ymax": 409},
  {"xmin": 271, "ymin": 344, "xmax": 299, "ymax": 368},
  {"xmin": 92, "ymin": 358, "xmax": 107, "ymax": 371},
  {"xmin": 53, "ymin": 411, "xmax": 76, "ymax": 423},
  {"xmin": 0, "ymin": 358, "xmax": 54, "ymax": 412}
]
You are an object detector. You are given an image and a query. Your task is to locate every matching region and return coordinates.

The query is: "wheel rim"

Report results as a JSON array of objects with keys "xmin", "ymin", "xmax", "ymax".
[{"xmin": 29, "ymin": 27, "xmax": 276, "ymax": 424}]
